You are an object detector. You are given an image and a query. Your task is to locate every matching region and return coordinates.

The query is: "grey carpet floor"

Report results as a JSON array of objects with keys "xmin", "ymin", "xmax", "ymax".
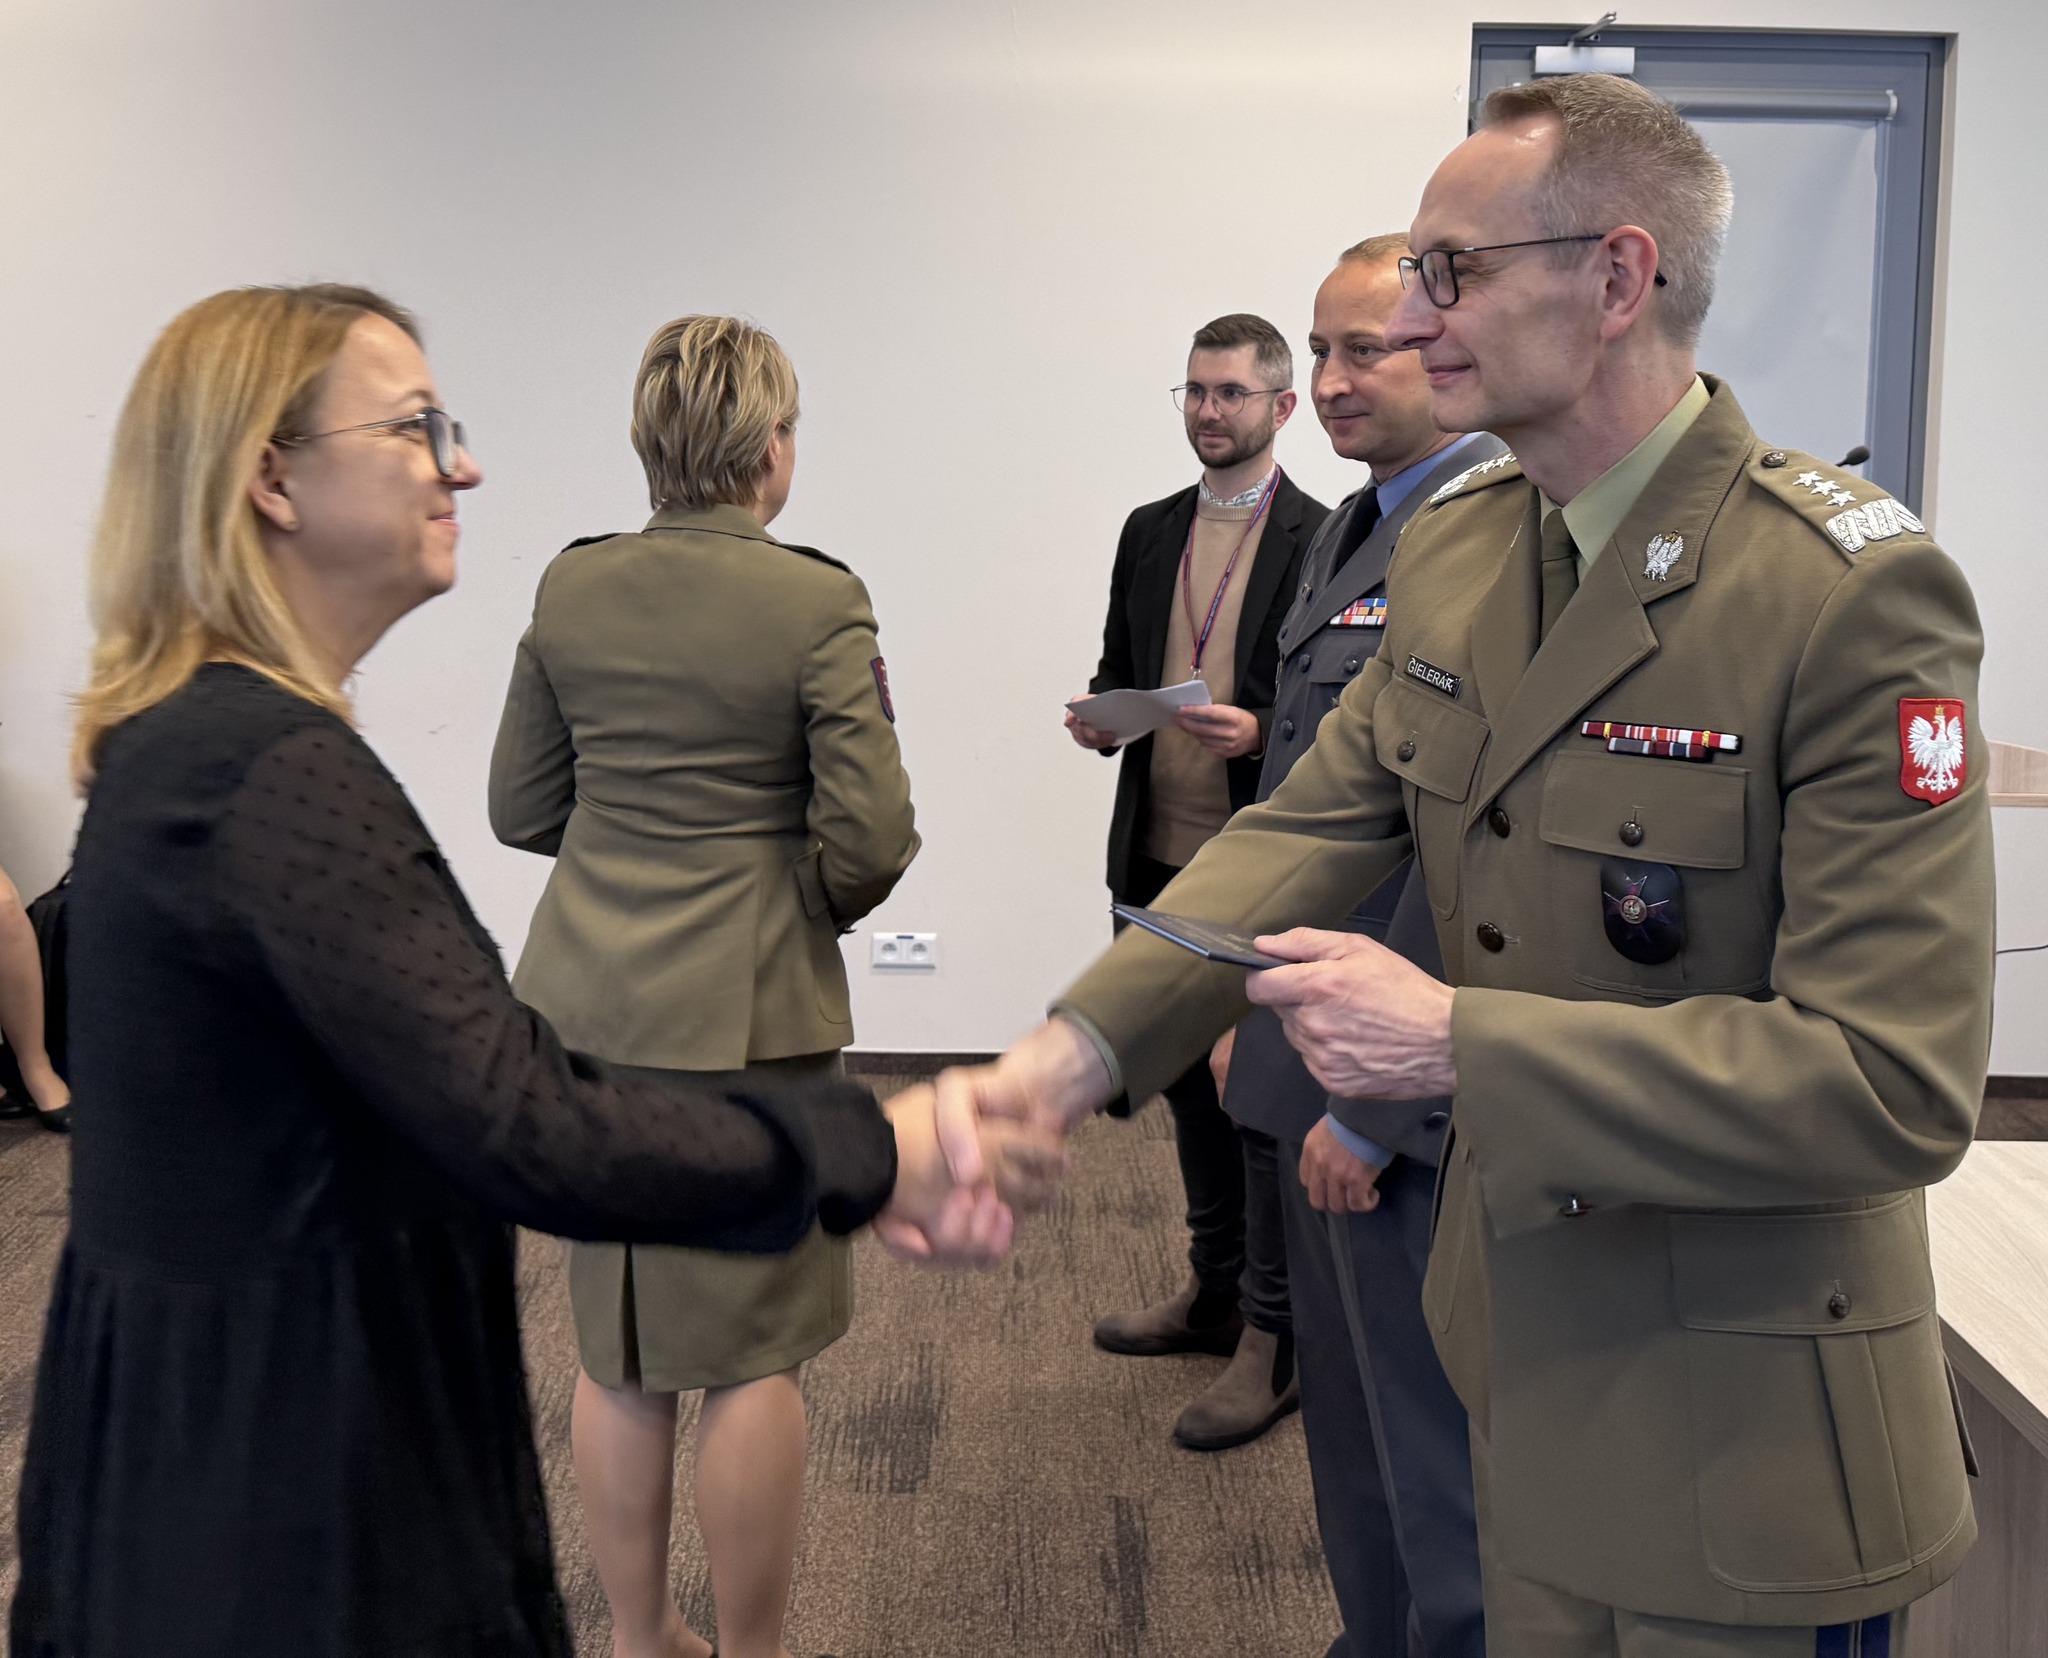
[{"xmin": 0, "ymin": 1092, "xmax": 1340, "ymax": 1656}]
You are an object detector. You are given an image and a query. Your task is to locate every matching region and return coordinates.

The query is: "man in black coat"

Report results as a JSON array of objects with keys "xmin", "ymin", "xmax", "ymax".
[
  {"xmin": 1066, "ymin": 313, "xmax": 1328, "ymax": 1449},
  {"xmin": 1215, "ymin": 238, "xmax": 1492, "ymax": 1656}
]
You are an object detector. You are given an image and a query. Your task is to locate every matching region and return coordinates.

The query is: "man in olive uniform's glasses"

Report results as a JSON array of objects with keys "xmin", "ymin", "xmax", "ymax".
[{"xmin": 924, "ymin": 73, "xmax": 1988, "ymax": 1658}]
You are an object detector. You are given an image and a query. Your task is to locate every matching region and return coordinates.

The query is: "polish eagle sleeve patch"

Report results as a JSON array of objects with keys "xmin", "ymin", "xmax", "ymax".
[
  {"xmin": 871, "ymin": 657, "xmax": 896, "ymax": 723},
  {"xmin": 1899, "ymin": 699, "xmax": 1965, "ymax": 803}
]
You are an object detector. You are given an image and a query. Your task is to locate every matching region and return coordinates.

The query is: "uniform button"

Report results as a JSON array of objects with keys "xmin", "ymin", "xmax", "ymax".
[
  {"xmin": 1761, "ymin": 449, "xmax": 1788, "ymax": 468},
  {"xmin": 1476, "ymin": 922, "xmax": 1505, "ymax": 952},
  {"xmin": 1343, "ymin": 656, "xmax": 1361, "ymax": 675},
  {"xmin": 1280, "ymin": 719, "xmax": 1296, "ymax": 740},
  {"xmin": 1299, "ymin": 654, "xmax": 1313, "ymax": 672},
  {"xmin": 1424, "ymin": 1111, "xmax": 1450, "ymax": 1128},
  {"xmin": 1301, "ymin": 583, "xmax": 1313, "ymax": 598},
  {"xmin": 1560, "ymin": 1194, "xmax": 1590, "ymax": 1217},
  {"xmin": 1397, "ymin": 739, "xmax": 1416, "ymax": 761},
  {"xmin": 1828, "ymin": 1290, "xmax": 1851, "ymax": 1320},
  {"xmin": 1487, "ymin": 806, "xmax": 1511, "ymax": 838},
  {"xmin": 1619, "ymin": 819, "xmax": 1645, "ymax": 847}
]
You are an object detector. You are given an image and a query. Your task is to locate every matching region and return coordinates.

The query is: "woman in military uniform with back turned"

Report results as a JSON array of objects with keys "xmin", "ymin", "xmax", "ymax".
[{"xmin": 490, "ymin": 316, "xmax": 919, "ymax": 1658}]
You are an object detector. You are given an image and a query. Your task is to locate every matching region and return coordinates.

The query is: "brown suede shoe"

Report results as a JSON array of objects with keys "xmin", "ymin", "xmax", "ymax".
[
  {"xmin": 1171, "ymin": 1324, "xmax": 1300, "ymax": 1451},
  {"xmin": 1092, "ymin": 1276, "xmax": 1243, "ymax": 1357}
]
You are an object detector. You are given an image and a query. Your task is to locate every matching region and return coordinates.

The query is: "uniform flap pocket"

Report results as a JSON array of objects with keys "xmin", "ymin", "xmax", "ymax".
[
  {"xmin": 1540, "ymin": 749, "xmax": 1747, "ymax": 869},
  {"xmin": 792, "ymin": 844, "xmax": 832, "ymax": 920},
  {"xmin": 1307, "ymin": 639, "xmax": 1378, "ymax": 685},
  {"xmin": 1373, "ymin": 682, "xmax": 1489, "ymax": 802},
  {"xmin": 1671, "ymin": 1196, "xmax": 1934, "ymax": 1334}
]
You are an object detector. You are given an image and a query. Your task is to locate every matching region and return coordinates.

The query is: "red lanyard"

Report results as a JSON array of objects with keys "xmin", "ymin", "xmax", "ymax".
[{"xmin": 1181, "ymin": 468, "xmax": 1280, "ymax": 673}]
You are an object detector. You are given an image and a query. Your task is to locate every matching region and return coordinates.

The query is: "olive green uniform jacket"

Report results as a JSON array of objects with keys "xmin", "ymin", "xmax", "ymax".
[
  {"xmin": 490, "ymin": 502, "xmax": 918, "ymax": 1070},
  {"xmin": 1058, "ymin": 380, "xmax": 1991, "ymax": 1626}
]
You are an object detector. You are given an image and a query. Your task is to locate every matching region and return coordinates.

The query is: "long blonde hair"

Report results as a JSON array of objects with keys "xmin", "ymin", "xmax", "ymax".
[{"xmin": 73, "ymin": 283, "xmax": 420, "ymax": 786}]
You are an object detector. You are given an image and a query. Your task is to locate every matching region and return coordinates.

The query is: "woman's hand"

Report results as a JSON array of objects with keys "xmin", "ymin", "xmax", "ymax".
[{"xmin": 872, "ymin": 1085, "xmax": 1067, "ymax": 1267}]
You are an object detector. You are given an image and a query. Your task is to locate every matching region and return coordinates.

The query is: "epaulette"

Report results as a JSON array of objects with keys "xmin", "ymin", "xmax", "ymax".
[
  {"xmin": 561, "ymin": 533, "xmax": 621, "ymax": 551},
  {"xmin": 1748, "ymin": 448, "xmax": 1929, "ymax": 561},
  {"xmin": 1423, "ymin": 450, "xmax": 1521, "ymax": 507},
  {"xmin": 774, "ymin": 541, "xmax": 851, "ymax": 574}
]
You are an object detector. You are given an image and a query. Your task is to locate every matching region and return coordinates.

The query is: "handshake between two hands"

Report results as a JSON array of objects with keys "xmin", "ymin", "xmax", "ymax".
[{"xmin": 866, "ymin": 923, "xmax": 1459, "ymax": 1269}]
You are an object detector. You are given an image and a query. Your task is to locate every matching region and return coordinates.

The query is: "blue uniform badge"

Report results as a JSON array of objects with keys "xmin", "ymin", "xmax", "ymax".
[
  {"xmin": 870, "ymin": 657, "xmax": 895, "ymax": 723},
  {"xmin": 1330, "ymin": 597, "xmax": 1387, "ymax": 628}
]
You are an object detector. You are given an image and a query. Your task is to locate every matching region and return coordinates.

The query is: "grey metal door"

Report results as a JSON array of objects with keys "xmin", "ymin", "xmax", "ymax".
[{"xmin": 1472, "ymin": 28, "xmax": 1945, "ymax": 509}]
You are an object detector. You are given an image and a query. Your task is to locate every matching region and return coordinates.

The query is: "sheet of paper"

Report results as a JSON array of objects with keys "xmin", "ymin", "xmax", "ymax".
[{"xmin": 1066, "ymin": 680, "xmax": 1212, "ymax": 742}]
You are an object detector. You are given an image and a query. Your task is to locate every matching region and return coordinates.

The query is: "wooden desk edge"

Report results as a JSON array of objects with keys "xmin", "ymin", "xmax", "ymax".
[{"xmin": 1941, "ymin": 1318, "xmax": 2048, "ymax": 1463}]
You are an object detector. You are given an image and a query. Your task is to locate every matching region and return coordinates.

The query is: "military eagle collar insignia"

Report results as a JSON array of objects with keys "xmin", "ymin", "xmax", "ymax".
[
  {"xmin": 1426, "ymin": 450, "xmax": 1517, "ymax": 505},
  {"xmin": 1900, "ymin": 699, "xmax": 1964, "ymax": 803},
  {"xmin": 1405, "ymin": 655, "xmax": 1462, "ymax": 699},
  {"xmin": 1643, "ymin": 533, "xmax": 1684, "ymax": 582}
]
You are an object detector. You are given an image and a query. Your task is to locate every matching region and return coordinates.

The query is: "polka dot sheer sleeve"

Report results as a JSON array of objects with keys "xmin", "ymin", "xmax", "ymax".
[{"xmin": 216, "ymin": 719, "xmax": 897, "ymax": 1245}]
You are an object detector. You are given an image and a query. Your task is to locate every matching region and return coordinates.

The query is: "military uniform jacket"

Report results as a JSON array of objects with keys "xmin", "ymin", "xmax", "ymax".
[
  {"xmin": 1224, "ymin": 436, "xmax": 1508, "ymax": 1158},
  {"xmin": 490, "ymin": 502, "xmax": 919, "ymax": 1070},
  {"xmin": 1060, "ymin": 381, "xmax": 1991, "ymax": 1624}
]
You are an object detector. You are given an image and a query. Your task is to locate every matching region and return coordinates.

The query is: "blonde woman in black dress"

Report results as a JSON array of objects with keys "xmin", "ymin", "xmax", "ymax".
[{"xmin": 11, "ymin": 283, "xmax": 1050, "ymax": 1658}]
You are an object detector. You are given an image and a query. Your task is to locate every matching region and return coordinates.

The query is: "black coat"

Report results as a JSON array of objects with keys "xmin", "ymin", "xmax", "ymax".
[
  {"xmin": 1088, "ymin": 471, "xmax": 1328, "ymax": 899},
  {"xmin": 14, "ymin": 665, "xmax": 894, "ymax": 1657}
]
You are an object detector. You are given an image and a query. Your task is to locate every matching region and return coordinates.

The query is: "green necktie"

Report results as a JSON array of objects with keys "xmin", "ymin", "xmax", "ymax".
[{"xmin": 1538, "ymin": 509, "xmax": 1580, "ymax": 645}]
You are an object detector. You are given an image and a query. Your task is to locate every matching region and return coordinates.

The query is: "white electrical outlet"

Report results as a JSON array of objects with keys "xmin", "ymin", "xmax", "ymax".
[{"xmin": 871, "ymin": 931, "xmax": 939, "ymax": 970}]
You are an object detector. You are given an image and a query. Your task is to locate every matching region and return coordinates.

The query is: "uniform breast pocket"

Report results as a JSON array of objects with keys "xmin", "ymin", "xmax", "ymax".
[
  {"xmin": 1374, "ymin": 681, "xmax": 1489, "ymax": 920},
  {"xmin": 1538, "ymin": 750, "xmax": 1766, "ymax": 997},
  {"xmin": 1670, "ymin": 1197, "xmax": 1972, "ymax": 1594}
]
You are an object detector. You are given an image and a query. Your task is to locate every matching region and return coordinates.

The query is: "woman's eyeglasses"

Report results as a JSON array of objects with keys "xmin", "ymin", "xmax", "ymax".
[{"xmin": 276, "ymin": 407, "xmax": 469, "ymax": 479}]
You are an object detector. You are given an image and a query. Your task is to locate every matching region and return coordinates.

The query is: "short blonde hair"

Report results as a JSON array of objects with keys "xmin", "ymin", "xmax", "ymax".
[
  {"xmin": 1480, "ymin": 74, "xmax": 1733, "ymax": 346},
  {"xmin": 631, "ymin": 316, "xmax": 800, "ymax": 510},
  {"xmin": 1337, "ymin": 232, "xmax": 1411, "ymax": 270},
  {"xmin": 72, "ymin": 283, "xmax": 419, "ymax": 786}
]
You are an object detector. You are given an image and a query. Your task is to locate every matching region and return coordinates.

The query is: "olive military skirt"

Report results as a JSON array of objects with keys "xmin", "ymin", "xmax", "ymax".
[{"xmin": 566, "ymin": 1053, "xmax": 853, "ymax": 1393}]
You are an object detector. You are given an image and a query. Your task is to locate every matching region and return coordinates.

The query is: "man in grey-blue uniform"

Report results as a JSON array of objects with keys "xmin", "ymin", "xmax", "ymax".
[{"xmin": 1219, "ymin": 235, "xmax": 1494, "ymax": 1658}]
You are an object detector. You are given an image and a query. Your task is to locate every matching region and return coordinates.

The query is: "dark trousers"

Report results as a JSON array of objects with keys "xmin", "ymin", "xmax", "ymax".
[
  {"xmin": 1279, "ymin": 1143, "xmax": 1485, "ymax": 1658},
  {"xmin": 1123, "ymin": 853, "xmax": 1289, "ymax": 1332}
]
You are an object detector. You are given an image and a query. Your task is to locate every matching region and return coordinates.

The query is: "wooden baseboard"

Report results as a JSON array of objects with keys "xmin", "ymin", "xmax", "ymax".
[{"xmin": 843, "ymin": 1051, "xmax": 998, "ymax": 1079}]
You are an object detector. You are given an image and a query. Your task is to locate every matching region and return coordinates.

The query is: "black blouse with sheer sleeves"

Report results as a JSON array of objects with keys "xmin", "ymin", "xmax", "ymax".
[{"xmin": 10, "ymin": 663, "xmax": 896, "ymax": 1658}]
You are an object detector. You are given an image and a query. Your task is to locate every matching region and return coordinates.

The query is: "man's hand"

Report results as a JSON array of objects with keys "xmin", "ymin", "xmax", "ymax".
[
  {"xmin": 1208, "ymin": 1027, "xmax": 1236, "ymax": 1096},
  {"xmin": 1244, "ymin": 928, "xmax": 1458, "ymax": 1100},
  {"xmin": 929, "ymin": 1016, "xmax": 1114, "ymax": 1182},
  {"xmin": 872, "ymin": 1086, "xmax": 1046, "ymax": 1268},
  {"xmin": 1173, "ymin": 702, "xmax": 1262, "ymax": 758},
  {"xmin": 1299, "ymin": 1116, "xmax": 1383, "ymax": 1213},
  {"xmin": 1065, "ymin": 703, "xmax": 1118, "ymax": 751}
]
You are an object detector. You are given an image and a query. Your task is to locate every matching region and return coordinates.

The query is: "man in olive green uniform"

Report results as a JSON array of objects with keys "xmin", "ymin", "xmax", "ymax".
[{"xmin": 930, "ymin": 75, "xmax": 1989, "ymax": 1655}]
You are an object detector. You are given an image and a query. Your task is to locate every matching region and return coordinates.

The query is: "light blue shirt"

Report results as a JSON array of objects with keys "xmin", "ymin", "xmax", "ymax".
[
  {"xmin": 1311, "ymin": 433, "xmax": 1486, "ymax": 1173},
  {"xmin": 1371, "ymin": 430, "xmax": 1487, "ymax": 520}
]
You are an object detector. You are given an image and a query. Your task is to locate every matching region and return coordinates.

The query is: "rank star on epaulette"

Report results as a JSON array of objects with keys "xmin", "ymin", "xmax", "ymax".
[{"xmin": 1331, "ymin": 597, "xmax": 1387, "ymax": 628}]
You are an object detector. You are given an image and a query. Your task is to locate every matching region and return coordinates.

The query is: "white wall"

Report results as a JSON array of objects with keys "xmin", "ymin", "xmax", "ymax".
[{"xmin": 2, "ymin": 0, "xmax": 2044, "ymax": 1068}]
